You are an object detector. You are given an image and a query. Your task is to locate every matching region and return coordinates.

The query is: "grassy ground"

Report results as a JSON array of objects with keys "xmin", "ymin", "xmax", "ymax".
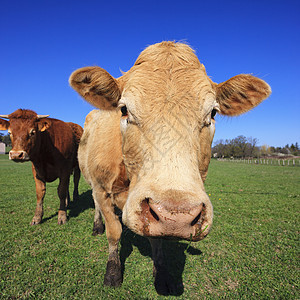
[{"xmin": 0, "ymin": 155, "xmax": 299, "ymax": 299}]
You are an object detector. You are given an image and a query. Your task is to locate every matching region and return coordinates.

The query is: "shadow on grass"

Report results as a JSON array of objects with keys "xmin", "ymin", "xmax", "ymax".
[
  {"xmin": 42, "ymin": 212, "xmax": 58, "ymax": 223},
  {"xmin": 68, "ymin": 190, "xmax": 94, "ymax": 219},
  {"xmin": 120, "ymin": 227, "xmax": 202, "ymax": 296},
  {"xmin": 40, "ymin": 190, "xmax": 94, "ymax": 224},
  {"xmin": 65, "ymin": 193, "xmax": 203, "ymax": 296}
]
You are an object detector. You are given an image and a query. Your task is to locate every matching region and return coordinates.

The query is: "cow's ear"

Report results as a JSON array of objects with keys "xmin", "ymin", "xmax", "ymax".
[
  {"xmin": 215, "ymin": 74, "xmax": 271, "ymax": 116},
  {"xmin": 37, "ymin": 119, "xmax": 51, "ymax": 132},
  {"xmin": 0, "ymin": 119, "xmax": 9, "ymax": 130},
  {"xmin": 69, "ymin": 66, "xmax": 121, "ymax": 110}
]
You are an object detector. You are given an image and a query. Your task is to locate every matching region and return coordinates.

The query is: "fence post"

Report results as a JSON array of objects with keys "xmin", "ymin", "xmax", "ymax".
[{"xmin": 283, "ymin": 160, "xmax": 285, "ymax": 166}]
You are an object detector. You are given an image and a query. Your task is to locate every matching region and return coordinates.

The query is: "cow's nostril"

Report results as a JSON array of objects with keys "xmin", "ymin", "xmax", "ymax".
[
  {"xmin": 142, "ymin": 198, "xmax": 160, "ymax": 222},
  {"xmin": 191, "ymin": 211, "xmax": 202, "ymax": 226},
  {"xmin": 18, "ymin": 152, "xmax": 23, "ymax": 158},
  {"xmin": 149, "ymin": 206, "xmax": 159, "ymax": 221}
]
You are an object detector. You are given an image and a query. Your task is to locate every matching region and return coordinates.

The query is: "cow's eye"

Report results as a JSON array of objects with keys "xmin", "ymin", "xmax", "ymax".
[
  {"xmin": 29, "ymin": 129, "xmax": 36, "ymax": 137},
  {"xmin": 211, "ymin": 109, "xmax": 217, "ymax": 120},
  {"xmin": 121, "ymin": 105, "xmax": 128, "ymax": 117}
]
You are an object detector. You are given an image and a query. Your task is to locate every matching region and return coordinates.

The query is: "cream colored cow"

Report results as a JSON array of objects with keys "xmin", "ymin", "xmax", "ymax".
[{"xmin": 70, "ymin": 42, "xmax": 271, "ymax": 294}]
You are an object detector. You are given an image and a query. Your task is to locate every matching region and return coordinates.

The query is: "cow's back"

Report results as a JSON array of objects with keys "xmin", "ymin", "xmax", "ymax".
[
  {"xmin": 78, "ymin": 110, "xmax": 123, "ymax": 191},
  {"xmin": 67, "ymin": 122, "xmax": 84, "ymax": 146}
]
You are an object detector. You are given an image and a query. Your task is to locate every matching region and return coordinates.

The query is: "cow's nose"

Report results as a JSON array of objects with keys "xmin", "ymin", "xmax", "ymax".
[
  {"xmin": 9, "ymin": 150, "xmax": 29, "ymax": 161},
  {"xmin": 140, "ymin": 198, "xmax": 208, "ymax": 241}
]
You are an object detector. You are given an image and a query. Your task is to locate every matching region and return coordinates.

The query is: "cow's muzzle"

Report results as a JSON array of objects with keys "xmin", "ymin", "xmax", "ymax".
[
  {"xmin": 9, "ymin": 150, "xmax": 30, "ymax": 162},
  {"xmin": 140, "ymin": 198, "xmax": 212, "ymax": 241}
]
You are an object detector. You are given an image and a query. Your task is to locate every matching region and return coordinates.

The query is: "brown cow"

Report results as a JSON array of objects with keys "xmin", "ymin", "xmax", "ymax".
[
  {"xmin": 0, "ymin": 109, "xmax": 83, "ymax": 225},
  {"xmin": 69, "ymin": 42, "xmax": 271, "ymax": 294}
]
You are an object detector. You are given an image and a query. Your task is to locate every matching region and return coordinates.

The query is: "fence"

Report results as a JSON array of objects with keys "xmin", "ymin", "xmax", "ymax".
[{"xmin": 217, "ymin": 158, "xmax": 300, "ymax": 166}]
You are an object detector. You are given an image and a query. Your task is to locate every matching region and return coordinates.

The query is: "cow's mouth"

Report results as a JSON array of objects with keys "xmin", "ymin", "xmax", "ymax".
[{"xmin": 11, "ymin": 158, "xmax": 30, "ymax": 163}]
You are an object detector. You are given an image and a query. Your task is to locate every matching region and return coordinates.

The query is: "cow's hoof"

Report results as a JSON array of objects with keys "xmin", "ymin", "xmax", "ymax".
[
  {"xmin": 92, "ymin": 222, "xmax": 105, "ymax": 236},
  {"xmin": 30, "ymin": 216, "xmax": 42, "ymax": 225},
  {"xmin": 58, "ymin": 217, "xmax": 67, "ymax": 225},
  {"xmin": 57, "ymin": 212, "xmax": 67, "ymax": 225},
  {"xmin": 154, "ymin": 268, "xmax": 177, "ymax": 296},
  {"xmin": 103, "ymin": 260, "xmax": 122, "ymax": 287}
]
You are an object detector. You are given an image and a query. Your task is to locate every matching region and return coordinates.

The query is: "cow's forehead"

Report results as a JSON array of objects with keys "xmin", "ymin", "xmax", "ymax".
[
  {"xmin": 121, "ymin": 64, "xmax": 216, "ymax": 118},
  {"xmin": 9, "ymin": 117, "xmax": 36, "ymax": 131}
]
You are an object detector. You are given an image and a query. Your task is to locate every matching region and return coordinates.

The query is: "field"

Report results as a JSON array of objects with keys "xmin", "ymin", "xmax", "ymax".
[{"xmin": 0, "ymin": 155, "xmax": 299, "ymax": 299}]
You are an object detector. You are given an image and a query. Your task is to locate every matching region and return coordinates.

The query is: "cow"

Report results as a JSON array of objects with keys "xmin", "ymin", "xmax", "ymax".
[
  {"xmin": 69, "ymin": 41, "xmax": 271, "ymax": 294},
  {"xmin": 0, "ymin": 109, "xmax": 83, "ymax": 225}
]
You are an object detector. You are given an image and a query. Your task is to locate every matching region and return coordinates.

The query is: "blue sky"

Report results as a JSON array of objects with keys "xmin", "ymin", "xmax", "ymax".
[{"xmin": 1, "ymin": 0, "xmax": 299, "ymax": 147}]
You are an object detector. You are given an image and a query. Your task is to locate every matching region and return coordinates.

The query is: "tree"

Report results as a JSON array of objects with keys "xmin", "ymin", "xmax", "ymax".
[
  {"xmin": 212, "ymin": 135, "xmax": 299, "ymax": 159},
  {"xmin": 2, "ymin": 134, "xmax": 11, "ymax": 147},
  {"xmin": 260, "ymin": 144, "xmax": 271, "ymax": 156},
  {"xmin": 270, "ymin": 146, "xmax": 276, "ymax": 154},
  {"xmin": 231, "ymin": 135, "xmax": 248, "ymax": 158},
  {"xmin": 212, "ymin": 139, "xmax": 226, "ymax": 158},
  {"xmin": 247, "ymin": 137, "xmax": 259, "ymax": 157}
]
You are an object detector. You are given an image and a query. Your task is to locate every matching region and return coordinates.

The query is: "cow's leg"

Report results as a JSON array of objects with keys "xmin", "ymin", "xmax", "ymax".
[
  {"xmin": 92, "ymin": 199, "xmax": 105, "ymax": 235},
  {"xmin": 66, "ymin": 190, "xmax": 70, "ymax": 207},
  {"xmin": 149, "ymin": 238, "xmax": 176, "ymax": 295},
  {"xmin": 73, "ymin": 165, "xmax": 80, "ymax": 202},
  {"xmin": 93, "ymin": 187, "xmax": 122, "ymax": 287},
  {"xmin": 113, "ymin": 190, "xmax": 128, "ymax": 210},
  {"xmin": 31, "ymin": 164, "xmax": 46, "ymax": 225},
  {"xmin": 57, "ymin": 174, "xmax": 70, "ymax": 225}
]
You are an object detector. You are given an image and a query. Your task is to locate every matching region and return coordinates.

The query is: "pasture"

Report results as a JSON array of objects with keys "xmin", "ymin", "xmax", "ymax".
[{"xmin": 0, "ymin": 155, "xmax": 298, "ymax": 299}]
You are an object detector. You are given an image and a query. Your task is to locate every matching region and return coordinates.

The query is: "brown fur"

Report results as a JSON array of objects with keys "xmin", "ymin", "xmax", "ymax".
[
  {"xmin": 70, "ymin": 41, "xmax": 271, "ymax": 292},
  {"xmin": 1, "ymin": 109, "xmax": 83, "ymax": 225},
  {"xmin": 8, "ymin": 109, "xmax": 38, "ymax": 119}
]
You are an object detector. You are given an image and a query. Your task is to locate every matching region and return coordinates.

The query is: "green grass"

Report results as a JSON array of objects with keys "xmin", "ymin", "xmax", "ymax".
[{"xmin": 0, "ymin": 155, "xmax": 299, "ymax": 299}]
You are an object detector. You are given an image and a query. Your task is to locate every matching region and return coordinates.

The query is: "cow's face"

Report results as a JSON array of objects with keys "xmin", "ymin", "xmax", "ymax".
[
  {"xmin": 0, "ymin": 109, "xmax": 51, "ymax": 162},
  {"xmin": 70, "ymin": 42, "xmax": 271, "ymax": 241}
]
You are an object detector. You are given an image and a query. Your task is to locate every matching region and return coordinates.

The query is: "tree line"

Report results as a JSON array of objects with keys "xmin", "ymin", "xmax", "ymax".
[
  {"xmin": 212, "ymin": 135, "xmax": 299, "ymax": 158},
  {"xmin": 0, "ymin": 133, "xmax": 11, "ymax": 147}
]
